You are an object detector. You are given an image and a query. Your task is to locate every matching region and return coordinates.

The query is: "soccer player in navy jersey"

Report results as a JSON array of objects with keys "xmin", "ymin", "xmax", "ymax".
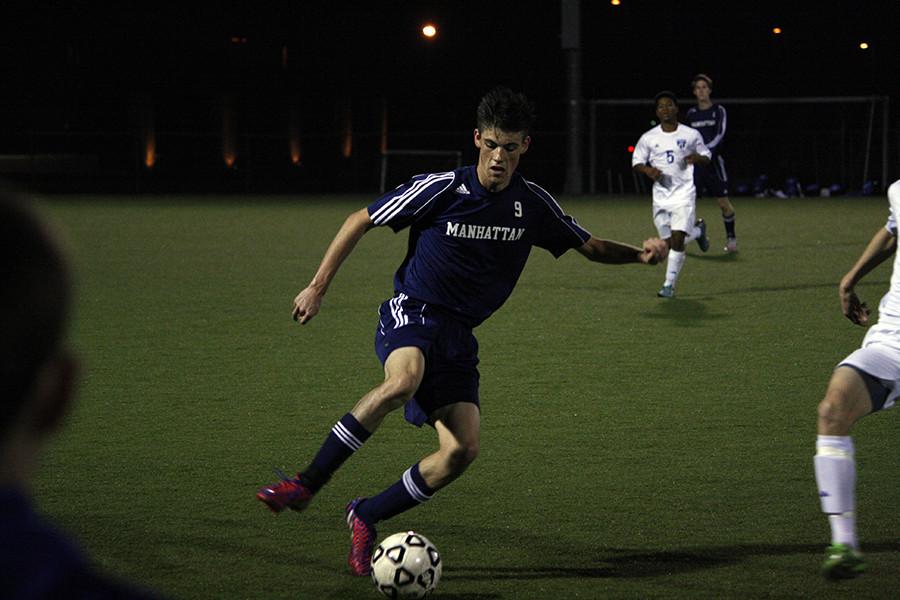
[
  {"xmin": 0, "ymin": 192, "xmax": 161, "ymax": 599},
  {"xmin": 687, "ymin": 74, "xmax": 737, "ymax": 253},
  {"xmin": 256, "ymin": 87, "xmax": 668, "ymax": 576}
]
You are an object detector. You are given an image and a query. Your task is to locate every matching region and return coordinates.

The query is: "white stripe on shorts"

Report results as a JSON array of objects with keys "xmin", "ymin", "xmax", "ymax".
[{"xmin": 390, "ymin": 293, "xmax": 409, "ymax": 329}]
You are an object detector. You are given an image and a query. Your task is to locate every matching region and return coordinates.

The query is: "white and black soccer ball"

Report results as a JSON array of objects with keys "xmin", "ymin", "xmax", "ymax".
[{"xmin": 370, "ymin": 531, "xmax": 441, "ymax": 599}]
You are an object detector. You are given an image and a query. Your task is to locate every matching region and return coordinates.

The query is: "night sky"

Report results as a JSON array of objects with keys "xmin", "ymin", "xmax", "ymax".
[
  {"xmin": 4, "ymin": 2, "xmax": 897, "ymax": 192},
  {"xmin": 9, "ymin": 2, "xmax": 897, "ymax": 126}
]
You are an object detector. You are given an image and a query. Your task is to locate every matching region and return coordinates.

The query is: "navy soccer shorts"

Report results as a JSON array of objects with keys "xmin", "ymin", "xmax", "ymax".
[
  {"xmin": 694, "ymin": 155, "xmax": 729, "ymax": 198},
  {"xmin": 374, "ymin": 293, "xmax": 480, "ymax": 427}
]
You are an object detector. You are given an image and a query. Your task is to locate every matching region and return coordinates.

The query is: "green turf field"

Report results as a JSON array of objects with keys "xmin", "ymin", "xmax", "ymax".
[{"xmin": 34, "ymin": 194, "xmax": 900, "ymax": 598}]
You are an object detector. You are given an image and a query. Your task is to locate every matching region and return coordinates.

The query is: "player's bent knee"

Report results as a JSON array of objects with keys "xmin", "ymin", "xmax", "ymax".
[
  {"xmin": 365, "ymin": 385, "xmax": 415, "ymax": 417},
  {"xmin": 817, "ymin": 393, "xmax": 854, "ymax": 432},
  {"xmin": 444, "ymin": 441, "xmax": 479, "ymax": 474},
  {"xmin": 380, "ymin": 375, "xmax": 419, "ymax": 405}
]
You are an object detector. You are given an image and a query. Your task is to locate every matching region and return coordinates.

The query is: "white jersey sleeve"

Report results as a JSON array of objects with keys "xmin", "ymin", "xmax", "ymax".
[
  {"xmin": 631, "ymin": 131, "xmax": 652, "ymax": 168},
  {"xmin": 692, "ymin": 129, "xmax": 712, "ymax": 160},
  {"xmin": 886, "ymin": 190, "xmax": 898, "ymax": 235}
]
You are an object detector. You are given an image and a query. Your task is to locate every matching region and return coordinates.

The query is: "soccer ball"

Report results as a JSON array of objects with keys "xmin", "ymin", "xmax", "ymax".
[{"xmin": 370, "ymin": 531, "xmax": 441, "ymax": 599}]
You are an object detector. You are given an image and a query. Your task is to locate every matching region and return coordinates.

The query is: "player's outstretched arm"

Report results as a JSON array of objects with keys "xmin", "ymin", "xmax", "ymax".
[
  {"xmin": 292, "ymin": 208, "xmax": 374, "ymax": 324},
  {"xmin": 576, "ymin": 237, "xmax": 668, "ymax": 265},
  {"xmin": 839, "ymin": 226, "xmax": 896, "ymax": 326}
]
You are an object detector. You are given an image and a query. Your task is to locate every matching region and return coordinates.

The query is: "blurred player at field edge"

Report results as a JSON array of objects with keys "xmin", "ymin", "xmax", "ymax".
[
  {"xmin": 0, "ymin": 191, "xmax": 162, "ymax": 598},
  {"xmin": 257, "ymin": 87, "xmax": 668, "ymax": 576},
  {"xmin": 633, "ymin": 91, "xmax": 711, "ymax": 299},
  {"xmin": 687, "ymin": 74, "xmax": 738, "ymax": 252},
  {"xmin": 814, "ymin": 179, "xmax": 900, "ymax": 580}
]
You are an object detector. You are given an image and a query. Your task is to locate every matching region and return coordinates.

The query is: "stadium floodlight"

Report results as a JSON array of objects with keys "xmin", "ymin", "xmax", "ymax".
[{"xmin": 421, "ymin": 23, "xmax": 437, "ymax": 39}]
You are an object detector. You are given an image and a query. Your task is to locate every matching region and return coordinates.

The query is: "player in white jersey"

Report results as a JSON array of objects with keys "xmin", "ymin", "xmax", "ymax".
[
  {"xmin": 632, "ymin": 91, "xmax": 711, "ymax": 298},
  {"xmin": 814, "ymin": 179, "xmax": 900, "ymax": 580}
]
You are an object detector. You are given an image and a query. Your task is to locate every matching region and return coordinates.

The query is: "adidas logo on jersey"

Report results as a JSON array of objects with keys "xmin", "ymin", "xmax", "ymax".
[{"xmin": 454, "ymin": 183, "xmax": 470, "ymax": 195}]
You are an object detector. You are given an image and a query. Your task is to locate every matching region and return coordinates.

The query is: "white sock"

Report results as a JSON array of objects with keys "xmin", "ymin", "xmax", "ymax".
[
  {"xmin": 828, "ymin": 513, "xmax": 858, "ymax": 549},
  {"xmin": 814, "ymin": 435, "xmax": 858, "ymax": 549},
  {"xmin": 664, "ymin": 250, "xmax": 686, "ymax": 287}
]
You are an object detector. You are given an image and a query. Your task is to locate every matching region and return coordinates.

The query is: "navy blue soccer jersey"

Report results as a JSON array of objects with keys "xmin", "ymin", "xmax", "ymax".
[
  {"xmin": 367, "ymin": 166, "xmax": 591, "ymax": 327},
  {"xmin": 686, "ymin": 104, "xmax": 727, "ymax": 156}
]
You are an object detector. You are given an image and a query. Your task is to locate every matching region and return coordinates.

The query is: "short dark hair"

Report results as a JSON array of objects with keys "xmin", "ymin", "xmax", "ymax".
[
  {"xmin": 654, "ymin": 90, "xmax": 679, "ymax": 106},
  {"xmin": 0, "ymin": 191, "xmax": 71, "ymax": 438},
  {"xmin": 476, "ymin": 87, "xmax": 536, "ymax": 135},
  {"xmin": 691, "ymin": 73, "xmax": 713, "ymax": 89}
]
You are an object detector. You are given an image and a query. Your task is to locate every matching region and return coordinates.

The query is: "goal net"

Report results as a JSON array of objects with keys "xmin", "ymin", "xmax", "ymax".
[{"xmin": 587, "ymin": 96, "xmax": 890, "ymax": 196}]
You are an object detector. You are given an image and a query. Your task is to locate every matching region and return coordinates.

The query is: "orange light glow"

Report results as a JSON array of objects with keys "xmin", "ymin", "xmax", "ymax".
[
  {"xmin": 289, "ymin": 135, "xmax": 301, "ymax": 165},
  {"xmin": 611, "ymin": 0, "xmax": 621, "ymax": 5},
  {"xmin": 422, "ymin": 24, "xmax": 437, "ymax": 38},
  {"xmin": 140, "ymin": 100, "xmax": 156, "ymax": 169},
  {"xmin": 291, "ymin": 135, "xmax": 300, "ymax": 165},
  {"xmin": 342, "ymin": 103, "xmax": 353, "ymax": 159},
  {"xmin": 772, "ymin": 27, "xmax": 782, "ymax": 35},
  {"xmin": 859, "ymin": 42, "xmax": 869, "ymax": 50},
  {"xmin": 223, "ymin": 97, "xmax": 237, "ymax": 168},
  {"xmin": 289, "ymin": 105, "xmax": 302, "ymax": 165},
  {"xmin": 144, "ymin": 136, "xmax": 156, "ymax": 169}
]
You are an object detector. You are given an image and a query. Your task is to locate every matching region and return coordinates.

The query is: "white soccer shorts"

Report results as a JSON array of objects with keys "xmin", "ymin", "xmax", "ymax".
[
  {"xmin": 652, "ymin": 203, "xmax": 697, "ymax": 240},
  {"xmin": 839, "ymin": 324, "xmax": 900, "ymax": 411}
]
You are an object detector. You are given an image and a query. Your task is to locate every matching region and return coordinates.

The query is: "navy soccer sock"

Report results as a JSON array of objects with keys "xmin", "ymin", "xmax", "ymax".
[
  {"xmin": 301, "ymin": 413, "xmax": 371, "ymax": 493},
  {"xmin": 356, "ymin": 463, "xmax": 435, "ymax": 525},
  {"xmin": 723, "ymin": 212, "xmax": 736, "ymax": 238}
]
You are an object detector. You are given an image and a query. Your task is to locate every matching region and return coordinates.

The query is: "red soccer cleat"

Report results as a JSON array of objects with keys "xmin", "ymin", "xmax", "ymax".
[
  {"xmin": 256, "ymin": 470, "xmax": 314, "ymax": 513},
  {"xmin": 345, "ymin": 498, "xmax": 377, "ymax": 576}
]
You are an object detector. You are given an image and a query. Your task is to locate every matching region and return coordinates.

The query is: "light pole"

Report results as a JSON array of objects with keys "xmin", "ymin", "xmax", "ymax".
[{"xmin": 561, "ymin": 0, "xmax": 583, "ymax": 195}]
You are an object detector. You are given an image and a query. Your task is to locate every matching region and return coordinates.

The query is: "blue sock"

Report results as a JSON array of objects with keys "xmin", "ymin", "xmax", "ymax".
[
  {"xmin": 723, "ymin": 212, "xmax": 736, "ymax": 238},
  {"xmin": 356, "ymin": 463, "xmax": 435, "ymax": 525},
  {"xmin": 301, "ymin": 413, "xmax": 371, "ymax": 493}
]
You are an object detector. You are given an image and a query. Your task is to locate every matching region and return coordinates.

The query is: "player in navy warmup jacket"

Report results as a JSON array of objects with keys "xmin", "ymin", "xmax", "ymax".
[
  {"xmin": 257, "ymin": 87, "xmax": 668, "ymax": 576},
  {"xmin": 686, "ymin": 73, "xmax": 738, "ymax": 252}
]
